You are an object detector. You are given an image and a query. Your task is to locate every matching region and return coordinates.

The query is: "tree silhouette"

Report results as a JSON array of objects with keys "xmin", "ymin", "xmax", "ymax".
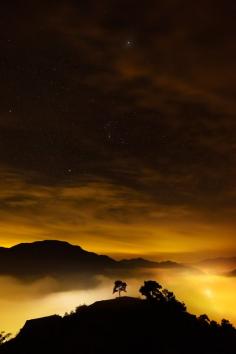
[
  {"xmin": 162, "ymin": 289, "xmax": 175, "ymax": 302},
  {"xmin": 139, "ymin": 280, "xmax": 163, "ymax": 300},
  {"xmin": 139, "ymin": 281, "xmax": 186, "ymax": 310},
  {"xmin": 221, "ymin": 319, "xmax": 235, "ymax": 331},
  {"xmin": 162, "ymin": 288, "xmax": 186, "ymax": 311},
  {"xmin": 113, "ymin": 280, "xmax": 127, "ymax": 297},
  {"xmin": 198, "ymin": 314, "xmax": 210, "ymax": 324}
]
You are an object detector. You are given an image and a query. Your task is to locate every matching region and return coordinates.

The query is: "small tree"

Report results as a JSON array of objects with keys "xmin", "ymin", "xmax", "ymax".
[
  {"xmin": 113, "ymin": 280, "xmax": 127, "ymax": 297},
  {"xmin": 139, "ymin": 280, "xmax": 163, "ymax": 300}
]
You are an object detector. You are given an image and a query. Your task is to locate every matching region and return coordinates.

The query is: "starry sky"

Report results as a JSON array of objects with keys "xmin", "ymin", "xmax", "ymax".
[{"xmin": 1, "ymin": 0, "xmax": 236, "ymax": 261}]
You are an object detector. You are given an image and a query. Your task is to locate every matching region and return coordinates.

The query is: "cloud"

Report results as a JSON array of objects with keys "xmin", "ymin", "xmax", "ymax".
[
  {"xmin": 0, "ymin": 0, "xmax": 235, "ymax": 259},
  {"xmin": 0, "ymin": 168, "xmax": 235, "ymax": 261}
]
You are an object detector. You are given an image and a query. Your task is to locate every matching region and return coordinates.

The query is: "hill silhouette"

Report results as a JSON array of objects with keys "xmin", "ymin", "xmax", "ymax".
[
  {"xmin": 0, "ymin": 240, "xmax": 187, "ymax": 282},
  {"xmin": 197, "ymin": 256, "xmax": 236, "ymax": 272},
  {"xmin": 1, "ymin": 295, "xmax": 235, "ymax": 354},
  {"xmin": 225, "ymin": 268, "xmax": 236, "ymax": 277}
]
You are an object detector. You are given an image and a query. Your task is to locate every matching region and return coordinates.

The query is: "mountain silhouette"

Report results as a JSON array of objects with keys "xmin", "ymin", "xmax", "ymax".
[
  {"xmin": 225, "ymin": 269, "xmax": 236, "ymax": 277},
  {"xmin": 0, "ymin": 240, "xmax": 187, "ymax": 282},
  {"xmin": 197, "ymin": 256, "xmax": 236, "ymax": 273},
  {"xmin": 1, "ymin": 296, "xmax": 235, "ymax": 354}
]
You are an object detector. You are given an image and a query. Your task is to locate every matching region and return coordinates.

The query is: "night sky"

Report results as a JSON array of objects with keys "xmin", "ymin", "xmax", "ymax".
[{"xmin": 1, "ymin": 0, "xmax": 236, "ymax": 260}]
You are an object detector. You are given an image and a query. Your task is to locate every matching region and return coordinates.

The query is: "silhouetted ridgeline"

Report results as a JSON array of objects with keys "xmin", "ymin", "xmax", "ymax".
[
  {"xmin": 0, "ymin": 240, "xmax": 189, "ymax": 282},
  {"xmin": 1, "ymin": 297, "xmax": 236, "ymax": 354}
]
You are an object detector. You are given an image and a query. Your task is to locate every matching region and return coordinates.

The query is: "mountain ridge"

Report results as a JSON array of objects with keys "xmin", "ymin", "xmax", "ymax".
[
  {"xmin": 0, "ymin": 240, "xmax": 188, "ymax": 283},
  {"xmin": 196, "ymin": 256, "xmax": 236, "ymax": 273}
]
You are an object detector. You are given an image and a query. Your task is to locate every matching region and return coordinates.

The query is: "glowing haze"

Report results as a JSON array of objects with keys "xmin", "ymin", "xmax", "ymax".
[{"xmin": 0, "ymin": 171, "xmax": 236, "ymax": 261}]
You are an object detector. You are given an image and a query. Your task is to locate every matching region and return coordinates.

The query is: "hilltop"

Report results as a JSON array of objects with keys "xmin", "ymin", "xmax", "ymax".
[{"xmin": 1, "ymin": 295, "xmax": 236, "ymax": 354}]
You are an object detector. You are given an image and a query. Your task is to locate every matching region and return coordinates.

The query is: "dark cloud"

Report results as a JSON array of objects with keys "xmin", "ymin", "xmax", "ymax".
[{"xmin": 0, "ymin": 0, "xmax": 235, "ymax": 255}]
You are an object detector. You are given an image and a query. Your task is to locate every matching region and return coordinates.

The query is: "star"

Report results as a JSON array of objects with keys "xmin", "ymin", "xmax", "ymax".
[{"xmin": 126, "ymin": 39, "xmax": 135, "ymax": 48}]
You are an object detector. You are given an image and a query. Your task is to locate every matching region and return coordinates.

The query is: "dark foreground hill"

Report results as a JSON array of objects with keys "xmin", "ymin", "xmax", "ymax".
[{"xmin": 1, "ymin": 297, "xmax": 236, "ymax": 354}]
